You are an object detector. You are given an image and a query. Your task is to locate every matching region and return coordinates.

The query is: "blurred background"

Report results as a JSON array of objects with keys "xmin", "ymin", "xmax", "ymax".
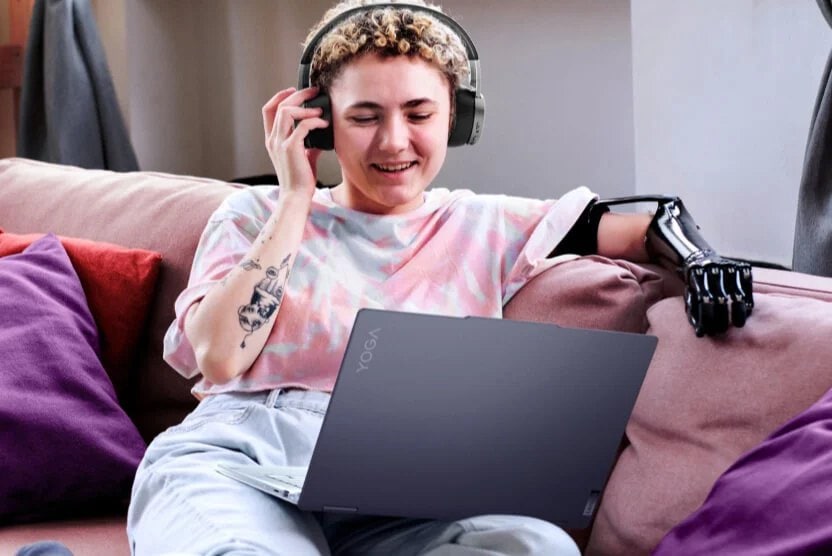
[{"xmin": 0, "ymin": 0, "xmax": 828, "ymax": 267}]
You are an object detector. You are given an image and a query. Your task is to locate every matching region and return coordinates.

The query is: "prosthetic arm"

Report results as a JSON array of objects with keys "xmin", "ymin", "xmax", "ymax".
[{"xmin": 591, "ymin": 195, "xmax": 754, "ymax": 337}]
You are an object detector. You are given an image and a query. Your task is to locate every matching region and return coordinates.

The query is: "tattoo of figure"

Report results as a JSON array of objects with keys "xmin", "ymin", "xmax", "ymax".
[
  {"xmin": 237, "ymin": 254, "xmax": 292, "ymax": 348},
  {"xmin": 241, "ymin": 258, "xmax": 262, "ymax": 271}
]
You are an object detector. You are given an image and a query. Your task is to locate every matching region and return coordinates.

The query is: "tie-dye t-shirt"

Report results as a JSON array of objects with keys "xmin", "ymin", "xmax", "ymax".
[{"xmin": 163, "ymin": 185, "xmax": 596, "ymax": 398}]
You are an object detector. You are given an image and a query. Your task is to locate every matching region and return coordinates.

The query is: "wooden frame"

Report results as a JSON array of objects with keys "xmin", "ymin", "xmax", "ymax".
[{"xmin": 2, "ymin": 0, "xmax": 34, "ymax": 148}]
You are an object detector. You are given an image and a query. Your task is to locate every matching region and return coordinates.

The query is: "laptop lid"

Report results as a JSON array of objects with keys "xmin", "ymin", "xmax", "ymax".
[{"xmin": 299, "ymin": 309, "xmax": 657, "ymax": 528}]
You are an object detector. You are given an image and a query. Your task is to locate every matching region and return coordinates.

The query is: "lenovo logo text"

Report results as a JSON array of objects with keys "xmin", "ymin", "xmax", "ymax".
[{"xmin": 356, "ymin": 328, "xmax": 381, "ymax": 373}]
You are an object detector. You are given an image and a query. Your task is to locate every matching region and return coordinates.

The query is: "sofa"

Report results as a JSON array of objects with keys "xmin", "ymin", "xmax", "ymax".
[{"xmin": 1, "ymin": 156, "xmax": 832, "ymax": 555}]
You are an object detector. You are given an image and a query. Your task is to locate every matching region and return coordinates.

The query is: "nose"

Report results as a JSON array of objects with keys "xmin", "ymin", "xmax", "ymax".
[{"xmin": 377, "ymin": 113, "xmax": 409, "ymax": 153}]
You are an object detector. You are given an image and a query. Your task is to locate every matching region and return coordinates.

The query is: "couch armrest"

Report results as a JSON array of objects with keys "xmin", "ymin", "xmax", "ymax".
[{"xmin": 505, "ymin": 255, "xmax": 674, "ymax": 333}]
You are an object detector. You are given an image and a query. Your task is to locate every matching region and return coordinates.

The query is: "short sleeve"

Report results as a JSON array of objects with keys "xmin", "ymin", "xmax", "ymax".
[
  {"xmin": 501, "ymin": 186, "xmax": 597, "ymax": 305},
  {"xmin": 162, "ymin": 191, "xmax": 269, "ymax": 378}
]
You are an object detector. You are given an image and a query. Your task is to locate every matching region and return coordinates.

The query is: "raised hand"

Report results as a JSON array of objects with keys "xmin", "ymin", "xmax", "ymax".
[
  {"xmin": 684, "ymin": 254, "xmax": 754, "ymax": 337},
  {"xmin": 262, "ymin": 87, "xmax": 329, "ymax": 198}
]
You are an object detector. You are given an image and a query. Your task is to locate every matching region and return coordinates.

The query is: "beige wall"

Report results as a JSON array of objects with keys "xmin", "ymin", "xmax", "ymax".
[{"xmin": 632, "ymin": 0, "xmax": 829, "ymax": 266}]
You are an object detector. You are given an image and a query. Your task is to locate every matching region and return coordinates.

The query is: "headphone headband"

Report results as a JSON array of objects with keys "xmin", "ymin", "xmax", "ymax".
[{"xmin": 298, "ymin": 3, "xmax": 480, "ymax": 93}]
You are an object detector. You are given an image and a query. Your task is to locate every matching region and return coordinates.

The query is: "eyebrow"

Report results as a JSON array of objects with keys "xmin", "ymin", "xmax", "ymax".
[{"xmin": 346, "ymin": 98, "xmax": 438, "ymax": 110}]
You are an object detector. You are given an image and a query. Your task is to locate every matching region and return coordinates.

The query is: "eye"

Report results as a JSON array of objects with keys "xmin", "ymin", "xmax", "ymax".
[
  {"xmin": 408, "ymin": 113, "xmax": 433, "ymax": 122},
  {"xmin": 349, "ymin": 115, "xmax": 377, "ymax": 124}
]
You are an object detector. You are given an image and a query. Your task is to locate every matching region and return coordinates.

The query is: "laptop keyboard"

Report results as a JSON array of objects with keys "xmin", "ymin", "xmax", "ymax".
[{"xmin": 267, "ymin": 471, "xmax": 306, "ymax": 489}]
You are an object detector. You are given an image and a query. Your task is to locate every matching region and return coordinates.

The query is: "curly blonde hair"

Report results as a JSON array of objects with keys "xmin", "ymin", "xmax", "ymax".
[{"xmin": 303, "ymin": 0, "xmax": 470, "ymax": 95}]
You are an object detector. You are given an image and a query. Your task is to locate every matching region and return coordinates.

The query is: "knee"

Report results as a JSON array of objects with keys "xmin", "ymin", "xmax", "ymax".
[
  {"xmin": 15, "ymin": 541, "xmax": 74, "ymax": 556},
  {"xmin": 512, "ymin": 517, "xmax": 580, "ymax": 556},
  {"xmin": 463, "ymin": 515, "xmax": 581, "ymax": 556}
]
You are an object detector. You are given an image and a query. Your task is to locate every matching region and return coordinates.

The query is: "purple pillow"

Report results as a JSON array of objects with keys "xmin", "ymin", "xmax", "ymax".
[
  {"xmin": 0, "ymin": 234, "xmax": 146, "ymax": 523},
  {"xmin": 653, "ymin": 385, "xmax": 832, "ymax": 555}
]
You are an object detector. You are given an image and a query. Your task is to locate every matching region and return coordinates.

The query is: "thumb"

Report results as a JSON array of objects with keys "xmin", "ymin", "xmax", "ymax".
[{"xmin": 307, "ymin": 149, "xmax": 322, "ymax": 180}]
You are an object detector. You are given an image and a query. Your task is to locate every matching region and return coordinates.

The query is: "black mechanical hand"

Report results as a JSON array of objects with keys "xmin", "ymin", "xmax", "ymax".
[
  {"xmin": 642, "ymin": 195, "xmax": 755, "ymax": 337},
  {"xmin": 589, "ymin": 195, "xmax": 756, "ymax": 337},
  {"xmin": 684, "ymin": 253, "xmax": 754, "ymax": 337}
]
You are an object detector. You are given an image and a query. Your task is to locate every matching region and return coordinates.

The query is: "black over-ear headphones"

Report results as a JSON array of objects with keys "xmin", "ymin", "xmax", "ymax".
[{"xmin": 298, "ymin": 3, "xmax": 485, "ymax": 150}]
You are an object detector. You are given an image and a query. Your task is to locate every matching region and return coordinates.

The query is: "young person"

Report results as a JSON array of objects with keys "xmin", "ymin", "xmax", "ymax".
[{"xmin": 127, "ymin": 1, "xmax": 752, "ymax": 554}]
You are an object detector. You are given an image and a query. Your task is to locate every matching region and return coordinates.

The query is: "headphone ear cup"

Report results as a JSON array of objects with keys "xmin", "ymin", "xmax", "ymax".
[
  {"xmin": 303, "ymin": 94, "xmax": 334, "ymax": 150},
  {"xmin": 448, "ymin": 89, "xmax": 475, "ymax": 147}
]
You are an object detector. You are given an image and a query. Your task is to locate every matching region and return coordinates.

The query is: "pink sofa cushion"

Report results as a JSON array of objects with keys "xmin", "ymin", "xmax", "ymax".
[
  {"xmin": 587, "ymin": 293, "xmax": 832, "ymax": 555},
  {"xmin": 0, "ymin": 235, "xmax": 146, "ymax": 524},
  {"xmin": 503, "ymin": 255, "xmax": 669, "ymax": 333}
]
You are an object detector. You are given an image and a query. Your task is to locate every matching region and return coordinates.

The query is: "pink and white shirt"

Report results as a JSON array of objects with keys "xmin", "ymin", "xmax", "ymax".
[{"xmin": 163, "ymin": 185, "xmax": 596, "ymax": 398}]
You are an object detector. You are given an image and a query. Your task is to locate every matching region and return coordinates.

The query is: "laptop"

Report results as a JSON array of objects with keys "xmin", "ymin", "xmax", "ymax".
[{"xmin": 217, "ymin": 308, "xmax": 657, "ymax": 528}]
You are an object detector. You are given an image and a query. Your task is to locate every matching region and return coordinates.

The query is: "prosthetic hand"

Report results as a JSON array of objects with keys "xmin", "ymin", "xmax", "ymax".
[{"xmin": 593, "ymin": 195, "xmax": 754, "ymax": 337}]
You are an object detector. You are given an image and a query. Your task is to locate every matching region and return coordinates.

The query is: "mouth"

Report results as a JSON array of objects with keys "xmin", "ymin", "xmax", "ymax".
[{"xmin": 371, "ymin": 161, "xmax": 417, "ymax": 174}]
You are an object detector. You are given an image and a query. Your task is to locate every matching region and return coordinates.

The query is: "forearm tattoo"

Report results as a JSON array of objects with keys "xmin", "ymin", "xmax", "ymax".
[{"xmin": 237, "ymin": 254, "xmax": 291, "ymax": 348}]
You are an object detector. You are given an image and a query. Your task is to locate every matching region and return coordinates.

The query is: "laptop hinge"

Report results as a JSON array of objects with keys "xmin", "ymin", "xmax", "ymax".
[{"xmin": 323, "ymin": 505, "xmax": 358, "ymax": 513}]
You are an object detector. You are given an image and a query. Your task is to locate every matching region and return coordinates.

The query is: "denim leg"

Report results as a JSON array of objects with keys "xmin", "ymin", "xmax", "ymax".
[
  {"xmin": 127, "ymin": 389, "xmax": 331, "ymax": 556},
  {"xmin": 15, "ymin": 541, "xmax": 73, "ymax": 556},
  {"xmin": 420, "ymin": 515, "xmax": 580, "ymax": 556},
  {"xmin": 321, "ymin": 513, "xmax": 580, "ymax": 556}
]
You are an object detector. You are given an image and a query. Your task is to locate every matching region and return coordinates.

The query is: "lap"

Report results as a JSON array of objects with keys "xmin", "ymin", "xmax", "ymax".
[
  {"xmin": 320, "ymin": 513, "xmax": 579, "ymax": 556},
  {"xmin": 128, "ymin": 389, "xmax": 330, "ymax": 556},
  {"xmin": 127, "ymin": 389, "xmax": 579, "ymax": 555}
]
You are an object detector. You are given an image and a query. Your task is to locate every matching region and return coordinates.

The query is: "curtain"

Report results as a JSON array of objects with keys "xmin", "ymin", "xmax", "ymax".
[
  {"xmin": 793, "ymin": 0, "xmax": 832, "ymax": 276},
  {"xmin": 17, "ymin": 0, "xmax": 138, "ymax": 171}
]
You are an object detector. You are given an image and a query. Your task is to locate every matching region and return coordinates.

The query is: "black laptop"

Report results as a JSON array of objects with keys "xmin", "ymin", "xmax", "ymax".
[{"xmin": 218, "ymin": 308, "xmax": 657, "ymax": 528}]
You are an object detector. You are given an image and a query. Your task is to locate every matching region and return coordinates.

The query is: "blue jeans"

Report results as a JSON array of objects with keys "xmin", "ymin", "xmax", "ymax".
[
  {"xmin": 127, "ymin": 389, "xmax": 579, "ymax": 555},
  {"xmin": 15, "ymin": 542, "xmax": 73, "ymax": 556}
]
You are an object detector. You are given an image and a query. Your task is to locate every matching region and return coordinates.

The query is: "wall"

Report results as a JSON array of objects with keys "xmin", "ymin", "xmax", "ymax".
[
  {"xmin": 434, "ymin": 0, "xmax": 636, "ymax": 200},
  {"xmin": 122, "ymin": 0, "xmax": 332, "ymax": 182},
  {"xmin": 632, "ymin": 0, "xmax": 830, "ymax": 266}
]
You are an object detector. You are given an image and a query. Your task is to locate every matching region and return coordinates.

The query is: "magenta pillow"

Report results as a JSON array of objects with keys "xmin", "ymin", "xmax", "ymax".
[
  {"xmin": 653, "ymin": 385, "xmax": 832, "ymax": 555},
  {"xmin": 0, "ymin": 234, "xmax": 146, "ymax": 523}
]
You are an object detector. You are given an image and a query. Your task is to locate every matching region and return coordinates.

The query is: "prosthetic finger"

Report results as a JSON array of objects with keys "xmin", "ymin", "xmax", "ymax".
[
  {"xmin": 706, "ymin": 300, "xmax": 731, "ymax": 336},
  {"xmin": 732, "ymin": 302, "xmax": 748, "ymax": 328},
  {"xmin": 702, "ymin": 265, "xmax": 731, "ymax": 335},
  {"xmin": 685, "ymin": 267, "xmax": 707, "ymax": 337},
  {"xmin": 739, "ymin": 265, "xmax": 754, "ymax": 316},
  {"xmin": 724, "ymin": 265, "xmax": 751, "ymax": 328}
]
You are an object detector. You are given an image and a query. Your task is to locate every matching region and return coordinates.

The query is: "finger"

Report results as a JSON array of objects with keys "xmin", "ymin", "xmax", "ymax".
[
  {"xmin": 685, "ymin": 288, "xmax": 705, "ymax": 338},
  {"xmin": 710, "ymin": 301, "xmax": 730, "ymax": 335},
  {"xmin": 307, "ymin": 148, "xmax": 322, "ymax": 167},
  {"xmin": 263, "ymin": 88, "xmax": 297, "ymax": 137},
  {"xmin": 732, "ymin": 302, "xmax": 747, "ymax": 328},
  {"xmin": 263, "ymin": 87, "xmax": 319, "ymax": 138},
  {"xmin": 723, "ymin": 266, "xmax": 747, "ymax": 328},
  {"xmin": 686, "ymin": 267, "xmax": 708, "ymax": 337},
  {"xmin": 703, "ymin": 268, "xmax": 731, "ymax": 335},
  {"xmin": 277, "ymin": 86, "xmax": 321, "ymax": 110},
  {"xmin": 286, "ymin": 117, "xmax": 330, "ymax": 144},
  {"xmin": 304, "ymin": 149, "xmax": 323, "ymax": 182},
  {"xmin": 739, "ymin": 265, "xmax": 754, "ymax": 316},
  {"xmin": 271, "ymin": 106, "xmax": 324, "ymax": 144},
  {"xmin": 700, "ymin": 302, "xmax": 715, "ymax": 337},
  {"xmin": 723, "ymin": 263, "xmax": 754, "ymax": 326}
]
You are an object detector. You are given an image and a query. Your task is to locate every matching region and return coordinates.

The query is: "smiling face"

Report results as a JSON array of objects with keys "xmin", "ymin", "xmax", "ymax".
[{"xmin": 328, "ymin": 54, "xmax": 452, "ymax": 215}]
